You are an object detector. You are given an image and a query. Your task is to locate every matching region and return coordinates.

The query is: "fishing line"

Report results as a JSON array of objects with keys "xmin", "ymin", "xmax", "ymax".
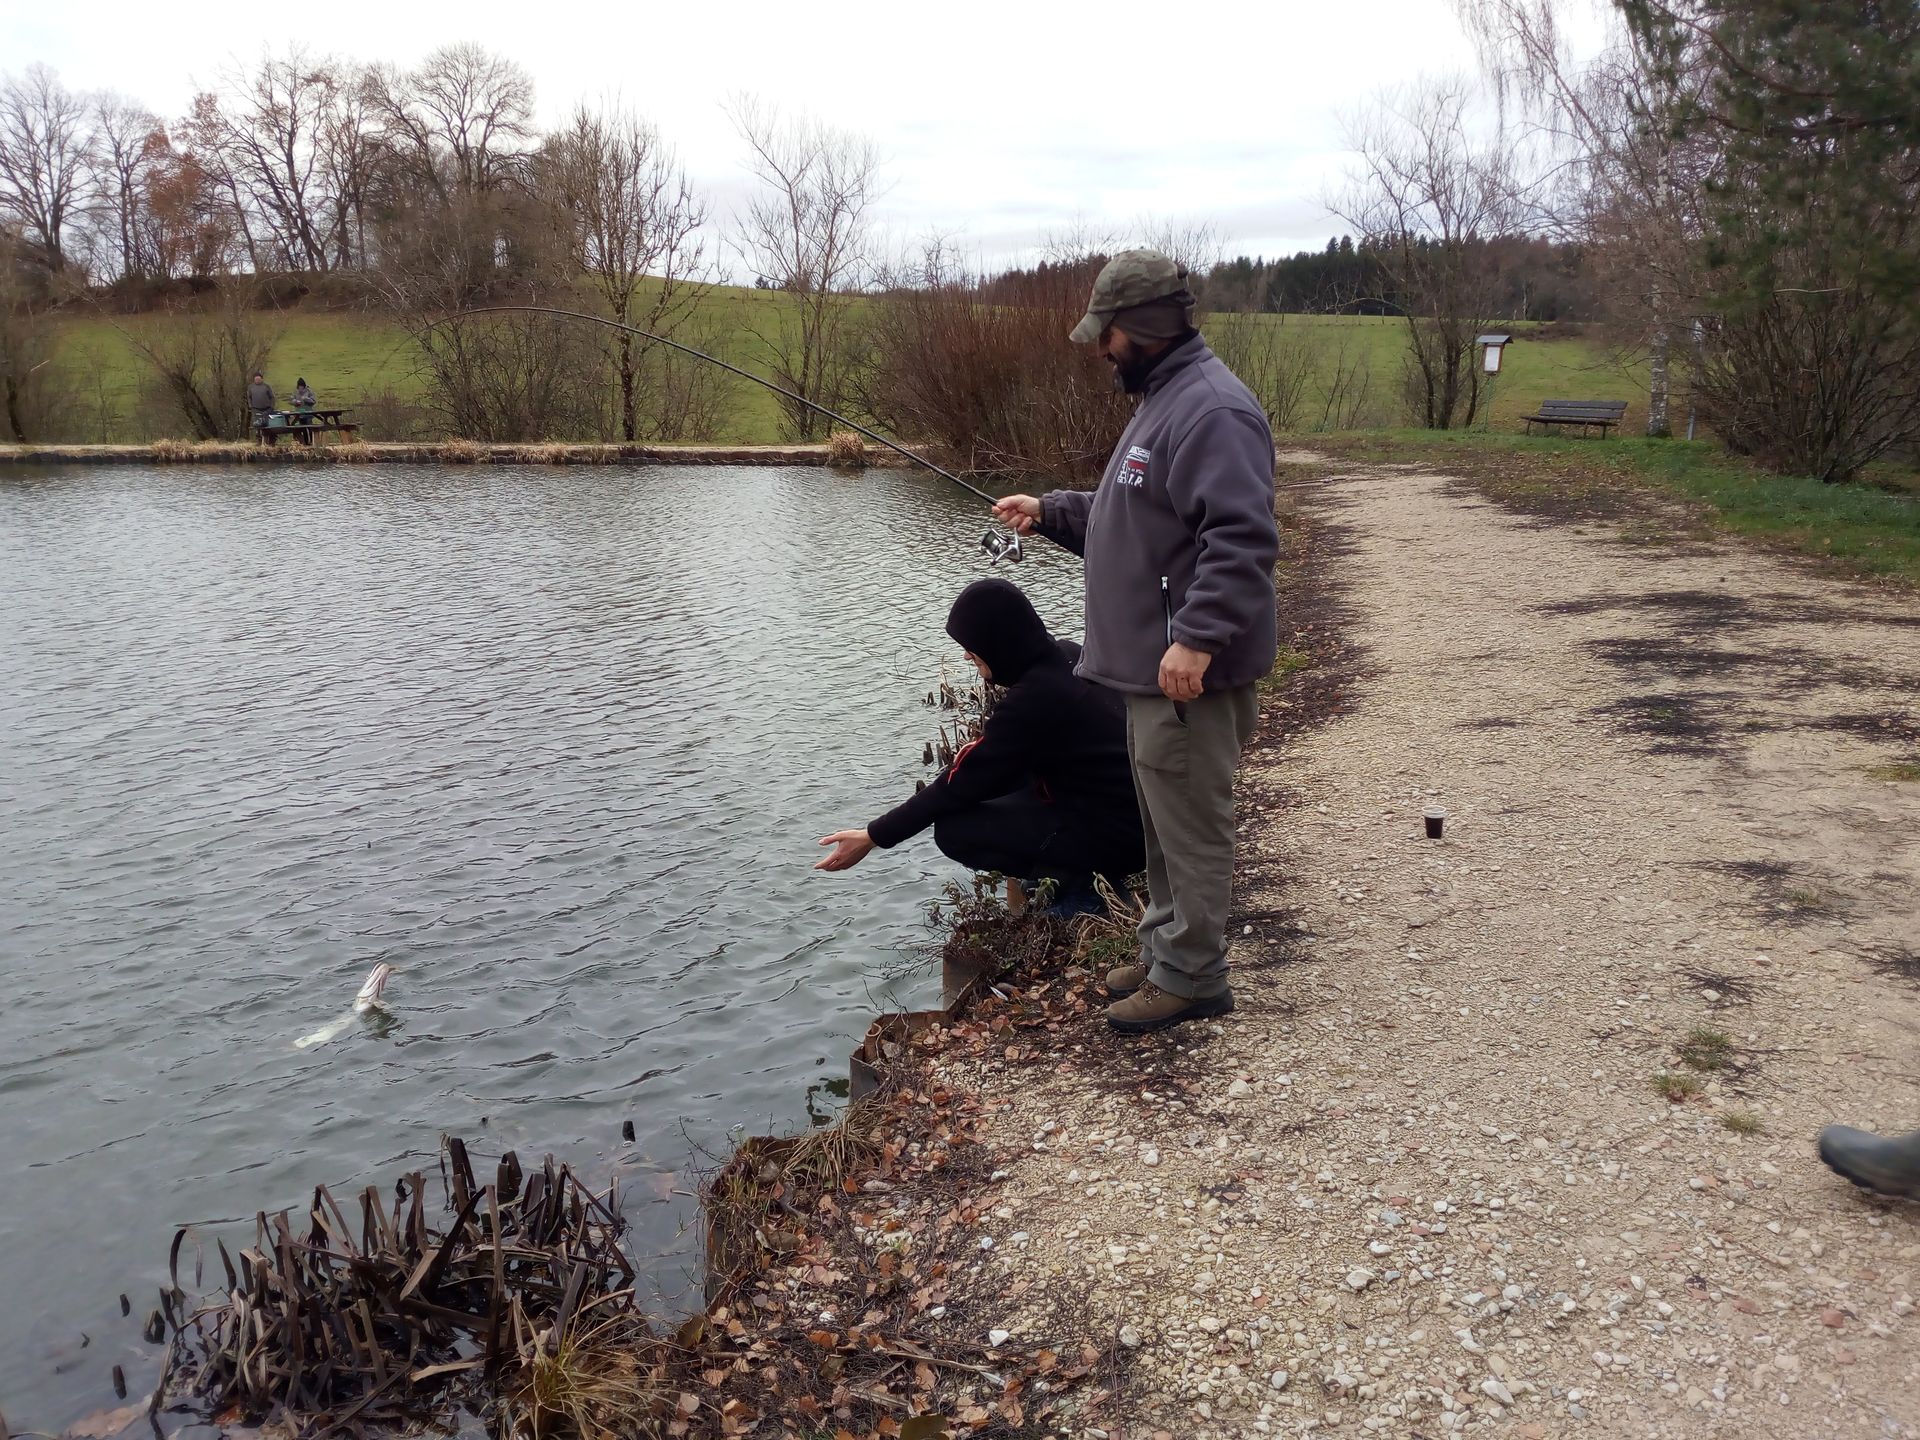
[{"xmin": 427, "ymin": 305, "xmax": 1026, "ymax": 564}]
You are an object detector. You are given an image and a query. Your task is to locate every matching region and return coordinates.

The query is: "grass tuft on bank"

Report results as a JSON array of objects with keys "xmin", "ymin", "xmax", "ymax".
[{"xmin": 1308, "ymin": 430, "xmax": 1920, "ymax": 588}]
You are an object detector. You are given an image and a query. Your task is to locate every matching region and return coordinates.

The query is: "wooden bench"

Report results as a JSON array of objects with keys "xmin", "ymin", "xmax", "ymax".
[
  {"xmin": 1522, "ymin": 399, "xmax": 1627, "ymax": 437},
  {"xmin": 252, "ymin": 408, "xmax": 359, "ymax": 447}
]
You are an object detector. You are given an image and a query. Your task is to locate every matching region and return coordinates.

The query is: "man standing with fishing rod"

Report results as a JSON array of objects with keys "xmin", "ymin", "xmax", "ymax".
[{"xmin": 995, "ymin": 249, "xmax": 1279, "ymax": 1035}]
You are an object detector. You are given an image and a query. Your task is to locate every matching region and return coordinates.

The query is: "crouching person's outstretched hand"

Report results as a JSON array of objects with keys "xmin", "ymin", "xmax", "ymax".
[{"xmin": 814, "ymin": 828, "xmax": 875, "ymax": 871}]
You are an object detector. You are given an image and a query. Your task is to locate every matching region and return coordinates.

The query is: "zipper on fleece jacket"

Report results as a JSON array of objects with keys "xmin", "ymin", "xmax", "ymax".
[{"xmin": 1161, "ymin": 575, "xmax": 1173, "ymax": 647}]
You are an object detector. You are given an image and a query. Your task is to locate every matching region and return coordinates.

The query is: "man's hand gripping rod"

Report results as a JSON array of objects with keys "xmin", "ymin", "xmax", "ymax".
[{"xmin": 439, "ymin": 306, "xmax": 1025, "ymax": 566}]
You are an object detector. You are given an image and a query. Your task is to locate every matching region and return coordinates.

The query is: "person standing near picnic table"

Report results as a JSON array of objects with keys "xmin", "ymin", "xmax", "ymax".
[
  {"xmin": 292, "ymin": 377, "xmax": 317, "ymax": 417},
  {"xmin": 247, "ymin": 372, "xmax": 274, "ymax": 430},
  {"xmin": 993, "ymin": 247, "xmax": 1280, "ymax": 1035}
]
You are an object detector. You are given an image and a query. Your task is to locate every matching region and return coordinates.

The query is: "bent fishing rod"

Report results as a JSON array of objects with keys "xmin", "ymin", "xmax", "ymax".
[{"xmin": 435, "ymin": 305, "xmax": 1026, "ymax": 565}]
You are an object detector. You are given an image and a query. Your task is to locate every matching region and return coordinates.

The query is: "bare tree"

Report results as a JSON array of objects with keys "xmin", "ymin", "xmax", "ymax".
[
  {"xmin": 364, "ymin": 53, "xmax": 588, "ymax": 445},
  {"xmin": 0, "ymin": 226, "xmax": 71, "ymax": 440},
  {"xmin": 1209, "ymin": 312, "xmax": 1383, "ymax": 434},
  {"xmin": 92, "ymin": 93, "xmax": 161, "ymax": 280},
  {"xmin": 0, "ymin": 64, "xmax": 96, "ymax": 275},
  {"xmin": 117, "ymin": 284, "xmax": 281, "ymax": 438},
  {"xmin": 729, "ymin": 97, "xmax": 881, "ymax": 439},
  {"xmin": 1332, "ymin": 79, "xmax": 1542, "ymax": 429},
  {"xmin": 1453, "ymin": 0, "xmax": 1716, "ymax": 434},
  {"xmin": 366, "ymin": 44, "xmax": 535, "ymax": 204},
  {"xmin": 184, "ymin": 49, "xmax": 367, "ymax": 273},
  {"xmin": 405, "ymin": 310, "xmax": 604, "ymax": 440},
  {"xmin": 857, "ymin": 240, "xmax": 1129, "ymax": 480},
  {"xmin": 317, "ymin": 69, "xmax": 376, "ymax": 269},
  {"xmin": 363, "ymin": 44, "xmax": 540, "ymax": 314},
  {"xmin": 1207, "ymin": 311, "xmax": 1315, "ymax": 432},
  {"xmin": 139, "ymin": 137, "xmax": 239, "ymax": 280},
  {"xmin": 541, "ymin": 103, "xmax": 719, "ymax": 440}
]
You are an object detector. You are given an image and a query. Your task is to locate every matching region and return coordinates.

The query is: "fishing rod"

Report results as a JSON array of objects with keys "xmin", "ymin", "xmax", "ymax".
[{"xmin": 438, "ymin": 305, "xmax": 1025, "ymax": 565}]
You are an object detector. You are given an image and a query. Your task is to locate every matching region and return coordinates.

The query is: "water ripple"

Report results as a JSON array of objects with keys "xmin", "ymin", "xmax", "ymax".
[{"xmin": 0, "ymin": 461, "xmax": 1082, "ymax": 1430}]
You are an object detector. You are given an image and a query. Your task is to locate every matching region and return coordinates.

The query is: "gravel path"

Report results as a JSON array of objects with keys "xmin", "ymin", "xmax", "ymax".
[{"xmin": 933, "ymin": 460, "xmax": 1920, "ymax": 1439}]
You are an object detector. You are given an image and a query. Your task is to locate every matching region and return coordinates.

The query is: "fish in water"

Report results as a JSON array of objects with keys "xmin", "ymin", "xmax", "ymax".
[
  {"xmin": 354, "ymin": 962, "xmax": 395, "ymax": 1012},
  {"xmin": 294, "ymin": 963, "xmax": 396, "ymax": 1049}
]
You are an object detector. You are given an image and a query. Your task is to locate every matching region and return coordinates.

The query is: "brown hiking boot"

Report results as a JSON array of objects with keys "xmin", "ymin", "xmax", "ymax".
[
  {"xmin": 1105, "ymin": 962, "xmax": 1148, "ymax": 998},
  {"xmin": 1105, "ymin": 981, "xmax": 1234, "ymax": 1034}
]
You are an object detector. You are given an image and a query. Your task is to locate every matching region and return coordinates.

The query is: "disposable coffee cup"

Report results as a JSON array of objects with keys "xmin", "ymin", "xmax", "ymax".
[{"xmin": 1424, "ymin": 806, "xmax": 1447, "ymax": 840}]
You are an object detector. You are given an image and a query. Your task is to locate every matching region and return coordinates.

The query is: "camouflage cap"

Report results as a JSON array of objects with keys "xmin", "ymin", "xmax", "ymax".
[{"xmin": 1069, "ymin": 248, "xmax": 1190, "ymax": 343}]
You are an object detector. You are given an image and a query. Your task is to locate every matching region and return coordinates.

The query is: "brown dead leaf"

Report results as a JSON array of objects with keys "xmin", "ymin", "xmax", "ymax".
[{"xmin": 677, "ymin": 1392, "xmax": 701, "ymax": 1417}]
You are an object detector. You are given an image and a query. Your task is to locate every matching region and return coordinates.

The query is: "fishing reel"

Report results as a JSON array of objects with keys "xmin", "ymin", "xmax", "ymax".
[{"xmin": 979, "ymin": 528, "xmax": 1025, "ymax": 567}]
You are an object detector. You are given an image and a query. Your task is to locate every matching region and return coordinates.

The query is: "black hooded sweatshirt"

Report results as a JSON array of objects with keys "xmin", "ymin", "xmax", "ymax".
[{"xmin": 867, "ymin": 579, "xmax": 1141, "ymax": 855}]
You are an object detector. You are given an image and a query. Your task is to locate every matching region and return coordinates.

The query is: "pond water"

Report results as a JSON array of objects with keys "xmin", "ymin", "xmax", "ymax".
[{"xmin": 0, "ymin": 462, "xmax": 1083, "ymax": 1429}]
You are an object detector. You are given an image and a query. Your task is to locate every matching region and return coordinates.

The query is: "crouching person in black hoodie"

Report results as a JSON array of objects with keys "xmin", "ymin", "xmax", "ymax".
[{"xmin": 814, "ymin": 578, "xmax": 1144, "ymax": 910}]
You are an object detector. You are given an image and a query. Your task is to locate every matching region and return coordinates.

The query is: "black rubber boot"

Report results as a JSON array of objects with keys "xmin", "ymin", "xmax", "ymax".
[{"xmin": 1817, "ymin": 1125, "xmax": 1920, "ymax": 1199}]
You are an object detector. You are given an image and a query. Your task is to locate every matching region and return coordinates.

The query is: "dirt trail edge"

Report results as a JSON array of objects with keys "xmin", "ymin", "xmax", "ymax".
[{"xmin": 928, "ymin": 458, "xmax": 1920, "ymax": 1439}]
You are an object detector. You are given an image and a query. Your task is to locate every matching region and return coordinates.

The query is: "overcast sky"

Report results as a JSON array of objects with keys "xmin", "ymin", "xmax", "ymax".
[{"xmin": 8, "ymin": 0, "xmax": 1541, "ymax": 268}]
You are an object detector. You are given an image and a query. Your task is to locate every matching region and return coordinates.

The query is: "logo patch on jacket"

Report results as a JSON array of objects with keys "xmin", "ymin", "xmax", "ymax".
[{"xmin": 1119, "ymin": 444, "xmax": 1151, "ymax": 488}]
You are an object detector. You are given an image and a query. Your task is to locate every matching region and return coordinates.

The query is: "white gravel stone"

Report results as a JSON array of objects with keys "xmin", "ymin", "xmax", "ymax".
[{"xmin": 1346, "ymin": 1268, "xmax": 1375, "ymax": 1292}]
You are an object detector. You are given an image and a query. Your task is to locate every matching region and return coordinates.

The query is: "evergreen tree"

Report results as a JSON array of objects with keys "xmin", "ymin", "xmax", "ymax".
[{"xmin": 1622, "ymin": 0, "xmax": 1920, "ymax": 479}]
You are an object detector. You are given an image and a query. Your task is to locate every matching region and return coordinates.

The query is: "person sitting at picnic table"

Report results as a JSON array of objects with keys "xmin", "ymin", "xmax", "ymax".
[
  {"xmin": 247, "ymin": 372, "xmax": 274, "ymax": 430},
  {"xmin": 291, "ymin": 378, "xmax": 317, "ymax": 420}
]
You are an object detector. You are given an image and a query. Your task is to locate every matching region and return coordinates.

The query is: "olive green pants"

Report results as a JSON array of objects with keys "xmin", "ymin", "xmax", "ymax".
[{"xmin": 1124, "ymin": 685, "xmax": 1259, "ymax": 1000}]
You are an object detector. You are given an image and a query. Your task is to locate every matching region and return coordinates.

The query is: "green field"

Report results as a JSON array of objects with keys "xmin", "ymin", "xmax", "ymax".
[
  {"xmin": 38, "ymin": 296, "xmax": 1917, "ymax": 587},
  {"xmin": 46, "ymin": 294, "xmax": 1654, "ymax": 447},
  {"xmin": 48, "ymin": 286, "xmax": 812, "ymax": 444},
  {"xmin": 1211, "ymin": 312, "xmax": 1650, "ymax": 433}
]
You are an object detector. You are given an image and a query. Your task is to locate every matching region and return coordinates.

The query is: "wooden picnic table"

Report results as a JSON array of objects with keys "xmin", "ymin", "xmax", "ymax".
[{"xmin": 253, "ymin": 408, "xmax": 358, "ymax": 446}]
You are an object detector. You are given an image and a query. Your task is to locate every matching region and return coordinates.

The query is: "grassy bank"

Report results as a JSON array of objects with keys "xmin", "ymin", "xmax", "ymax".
[
  {"xmin": 1308, "ymin": 430, "xmax": 1920, "ymax": 587},
  {"xmin": 47, "ymin": 295, "xmax": 1648, "ymax": 447},
  {"xmin": 49, "ymin": 291, "xmax": 804, "ymax": 445}
]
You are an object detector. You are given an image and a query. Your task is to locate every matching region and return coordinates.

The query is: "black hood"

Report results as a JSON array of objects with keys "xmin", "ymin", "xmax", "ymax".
[{"xmin": 945, "ymin": 579, "xmax": 1057, "ymax": 684}]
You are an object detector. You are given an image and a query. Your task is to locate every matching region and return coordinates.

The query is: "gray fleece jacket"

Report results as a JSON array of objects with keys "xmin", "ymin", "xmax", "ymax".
[{"xmin": 1037, "ymin": 335, "xmax": 1279, "ymax": 695}]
